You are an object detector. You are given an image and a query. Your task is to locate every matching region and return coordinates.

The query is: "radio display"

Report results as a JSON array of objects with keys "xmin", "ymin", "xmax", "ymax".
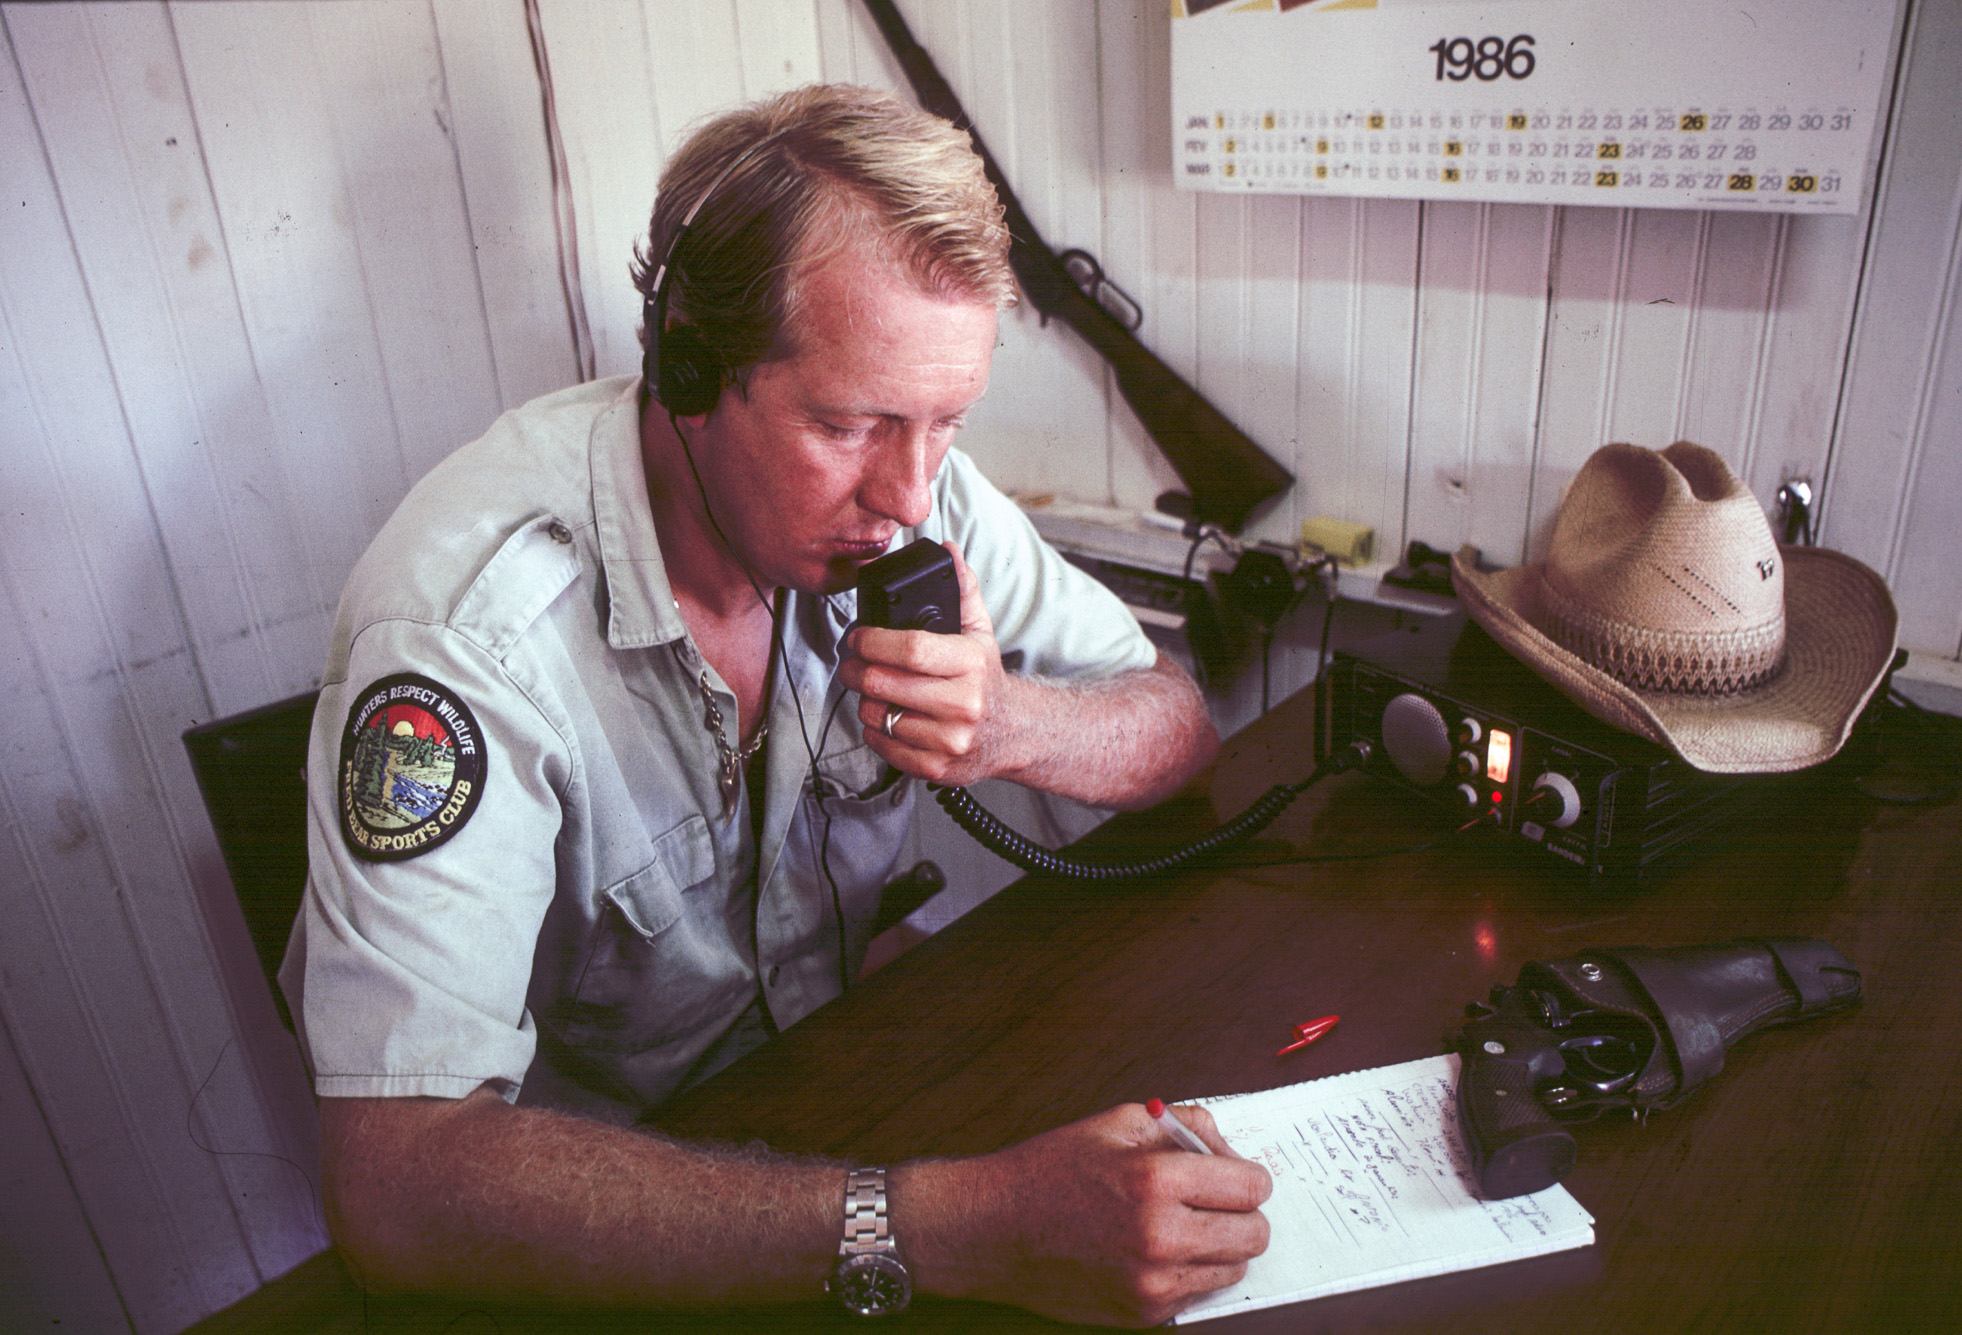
[{"xmin": 1487, "ymin": 729, "xmax": 1513, "ymax": 784}]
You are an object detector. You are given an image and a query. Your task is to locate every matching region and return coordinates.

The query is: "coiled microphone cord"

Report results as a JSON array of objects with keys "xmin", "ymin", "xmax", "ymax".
[{"xmin": 929, "ymin": 740, "xmax": 1373, "ymax": 881}]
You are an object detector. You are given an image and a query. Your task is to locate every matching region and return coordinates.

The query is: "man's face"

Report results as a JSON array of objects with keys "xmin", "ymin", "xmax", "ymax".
[{"xmin": 685, "ymin": 238, "xmax": 998, "ymax": 596}]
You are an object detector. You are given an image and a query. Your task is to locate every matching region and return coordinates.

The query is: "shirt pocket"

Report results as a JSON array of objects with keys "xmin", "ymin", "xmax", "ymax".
[
  {"xmin": 804, "ymin": 744, "xmax": 914, "ymax": 941},
  {"xmin": 602, "ymin": 815, "xmax": 713, "ymax": 936},
  {"xmin": 818, "ymin": 738, "xmax": 903, "ymax": 803},
  {"xmin": 558, "ymin": 816, "xmax": 751, "ymax": 1056}
]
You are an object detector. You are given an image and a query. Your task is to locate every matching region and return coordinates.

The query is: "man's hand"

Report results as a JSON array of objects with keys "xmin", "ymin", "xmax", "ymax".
[
  {"xmin": 840, "ymin": 543, "xmax": 1219, "ymax": 808},
  {"xmin": 895, "ymin": 1102, "xmax": 1273, "ymax": 1326},
  {"xmin": 843, "ymin": 542, "xmax": 1007, "ymax": 789}
]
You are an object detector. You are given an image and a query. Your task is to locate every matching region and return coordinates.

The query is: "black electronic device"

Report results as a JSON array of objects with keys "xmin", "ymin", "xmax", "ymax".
[
  {"xmin": 855, "ymin": 541, "xmax": 1349, "ymax": 878},
  {"xmin": 1320, "ymin": 612, "xmax": 1772, "ymax": 881},
  {"xmin": 856, "ymin": 539, "xmax": 962, "ymax": 634}
]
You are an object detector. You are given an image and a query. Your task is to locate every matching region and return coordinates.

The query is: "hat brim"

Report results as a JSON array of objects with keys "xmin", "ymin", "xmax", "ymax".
[{"xmin": 1452, "ymin": 546, "xmax": 1898, "ymax": 773}]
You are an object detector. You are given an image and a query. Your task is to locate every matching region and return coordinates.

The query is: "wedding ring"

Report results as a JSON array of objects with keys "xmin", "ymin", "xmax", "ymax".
[{"xmin": 882, "ymin": 704, "xmax": 904, "ymax": 738}]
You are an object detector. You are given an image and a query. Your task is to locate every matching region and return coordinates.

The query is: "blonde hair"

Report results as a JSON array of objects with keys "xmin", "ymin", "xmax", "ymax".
[{"xmin": 632, "ymin": 84, "xmax": 1015, "ymax": 382}]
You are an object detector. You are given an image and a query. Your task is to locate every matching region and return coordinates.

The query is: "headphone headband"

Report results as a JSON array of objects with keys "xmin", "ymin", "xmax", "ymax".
[{"xmin": 646, "ymin": 128, "xmax": 791, "ymax": 415}]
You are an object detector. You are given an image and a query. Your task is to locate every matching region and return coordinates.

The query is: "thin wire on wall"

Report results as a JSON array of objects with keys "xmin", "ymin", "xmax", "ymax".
[{"xmin": 525, "ymin": 0, "xmax": 597, "ymax": 382}]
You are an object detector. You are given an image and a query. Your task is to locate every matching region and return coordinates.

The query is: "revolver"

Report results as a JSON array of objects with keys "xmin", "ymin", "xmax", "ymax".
[{"xmin": 1455, "ymin": 938, "xmax": 1861, "ymax": 1199}]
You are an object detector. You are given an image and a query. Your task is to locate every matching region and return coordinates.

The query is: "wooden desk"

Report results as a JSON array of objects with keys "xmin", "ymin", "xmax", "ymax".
[
  {"xmin": 651, "ymin": 682, "xmax": 1962, "ymax": 1332},
  {"xmin": 199, "ymin": 683, "xmax": 1960, "ymax": 1333}
]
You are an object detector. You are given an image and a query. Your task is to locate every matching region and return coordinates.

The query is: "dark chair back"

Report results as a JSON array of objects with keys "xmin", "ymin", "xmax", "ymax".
[{"xmin": 183, "ymin": 692, "xmax": 319, "ymax": 1029}]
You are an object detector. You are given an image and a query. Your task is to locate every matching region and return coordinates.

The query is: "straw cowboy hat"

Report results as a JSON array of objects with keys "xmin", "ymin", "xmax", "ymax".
[{"xmin": 1450, "ymin": 442, "xmax": 1897, "ymax": 774}]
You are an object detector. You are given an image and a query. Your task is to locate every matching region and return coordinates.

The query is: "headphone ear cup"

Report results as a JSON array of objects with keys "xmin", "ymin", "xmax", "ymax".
[{"xmin": 654, "ymin": 323, "xmax": 723, "ymax": 417}]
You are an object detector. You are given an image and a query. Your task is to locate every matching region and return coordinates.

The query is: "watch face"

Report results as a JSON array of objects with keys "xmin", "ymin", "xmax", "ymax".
[{"xmin": 836, "ymin": 1253, "xmax": 911, "ymax": 1317}]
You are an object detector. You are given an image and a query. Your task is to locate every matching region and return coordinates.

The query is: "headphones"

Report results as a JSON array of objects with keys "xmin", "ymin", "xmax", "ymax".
[{"xmin": 644, "ymin": 129, "xmax": 789, "ymax": 417}]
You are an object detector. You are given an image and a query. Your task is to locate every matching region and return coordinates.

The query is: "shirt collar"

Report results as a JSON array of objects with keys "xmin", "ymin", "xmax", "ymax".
[{"xmin": 591, "ymin": 381, "xmax": 690, "ymax": 649}]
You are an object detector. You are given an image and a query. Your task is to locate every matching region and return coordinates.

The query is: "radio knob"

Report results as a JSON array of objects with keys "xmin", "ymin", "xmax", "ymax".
[
  {"xmin": 1454, "ymin": 782, "xmax": 1481, "ymax": 810},
  {"xmin": 1381, "ymin": 693, "xmax": 1450, "ymax": 786},
  {"xmin": 1455, "ymin": 717, "xmax": 1483, "ymax": 746},
  {"xmin": 1529, "ymin": 772, "xmax": 1583, "ymax": 828},
  {"xmin": 1452, "ymin": 749, "xmax": 1480, "ymax": 778}
]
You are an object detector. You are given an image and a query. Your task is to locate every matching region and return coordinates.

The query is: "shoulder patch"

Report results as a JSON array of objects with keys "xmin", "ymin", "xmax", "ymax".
[{"xmin": 338, "ymin": 673, "xmax": 487, "ymax": 862}]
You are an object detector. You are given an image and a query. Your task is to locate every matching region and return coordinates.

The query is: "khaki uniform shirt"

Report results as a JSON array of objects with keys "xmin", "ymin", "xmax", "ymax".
[{"xmin": 282, "ymin": 377, "xmax": 1155, "ymax": 1121}]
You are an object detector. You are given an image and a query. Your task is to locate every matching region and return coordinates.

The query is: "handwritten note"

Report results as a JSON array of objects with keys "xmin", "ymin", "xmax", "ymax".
[{"xmin": 1175, "ymin": 1053, "xmax": 1593, "ymax": 1323}]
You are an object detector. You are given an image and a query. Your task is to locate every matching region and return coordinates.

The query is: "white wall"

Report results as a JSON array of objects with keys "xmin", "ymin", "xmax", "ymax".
[{"xmin": 1, "ymin": 1, "xmax": 1956, "ymax": 1329}]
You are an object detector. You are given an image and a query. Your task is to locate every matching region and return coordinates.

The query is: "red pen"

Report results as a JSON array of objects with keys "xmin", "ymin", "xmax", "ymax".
[
  {"xmin": 1145, "ymin": 1098, "xmax": 1215, "ymax": 1155},
  {"xmin": 1277, "ymin": 1014, "xmax": 1339, "ymax": 1056}
]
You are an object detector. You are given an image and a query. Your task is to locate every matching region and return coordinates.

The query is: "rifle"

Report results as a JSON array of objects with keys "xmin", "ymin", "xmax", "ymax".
[{"xmin": 860, "ymin": 0, "xmax": 1292, "ymax": 534}]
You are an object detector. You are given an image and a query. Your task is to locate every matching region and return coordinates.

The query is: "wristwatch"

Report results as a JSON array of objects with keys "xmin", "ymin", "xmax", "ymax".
[{"xmin": 828, "ymin": 1166, "xmax": 912, "ymax": 1316}]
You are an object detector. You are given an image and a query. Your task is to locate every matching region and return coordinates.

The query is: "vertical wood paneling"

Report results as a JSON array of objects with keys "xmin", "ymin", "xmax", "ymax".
[
  {"xmin": 1530, "ymin": 205, "xmax": 1634, "ymax": 553},
  {"xmin": 309, "ymin": 2, "xmax": 507, "ymax": 479},
  {"xmin": 1599, "ymin": 208, "xmax": 1707, "ymax": 445},
  {"xmin": 4, "ymin": 0, "xmax": 329, "ymax": 1301},
  {"xmin": 0, "ymin": 1007, "xmax": 127, "ymax": 1330},
  {"xmin": 538, "ymin": 0, "xmax": 831, "ymax": 383},
  {"xmin": 1406, "ymin": 201, "xmax": 1556, "ymax": 566},
  {"xmin": 909, "ymin": 0, "xmax": 1123, "ymax": 504},
  {"xmin": 813, "ymin": 0, "xmax": 881, "ymax": 87},
  {"xmin": 641, "ymin": 0, "xmax": 745, "ymax": 140},
  {"xmin": 0, "ymin": 17, "xmax": 303, "ymax": 1324},
  {"xmin": 431, "ymin": 0, "xmax": 581, "ymax": 409},
  {"xmin": 1829, "ymin": 0, "xmax": 1962, "ymax": 657},
  {"xmin": 1230, "ymin": 194, "xmax": 1306, "ymax": 546},
  {"xmin": 733, "ymin": 0, "xmax": 825, "ymax": 100},
  {"xmin": 1880, "ymin": 247, "xmax": 1962, "ymax": 657},
  {"xmin": 1097, "ymin": 0, "xmax": 1191, "ymax": 510},
  {"xmin": 175, "ymin": 0, "xmax": 502, "ymax": 579},
  {"xmin": 1674, "ymin": 213, "xmax": 1778, "ymax": 462},
  {"xmin": 535, "ymin": 0, "xmax": 662, "ymax": 379},
  {"xmin": 1747, "ymin": 212, "xmax": 1871, "ymax": 503},
  {"xmin": 1295, "ymin": 194, "xmax": 1421, "ymax": 561},
  {"xmin": 12, "ymin": 2, "xmax": 322, "ymax": 716},
  {"xmin": 1193, "ymin": 191, "xmax": 1257, "ymax": 497}
]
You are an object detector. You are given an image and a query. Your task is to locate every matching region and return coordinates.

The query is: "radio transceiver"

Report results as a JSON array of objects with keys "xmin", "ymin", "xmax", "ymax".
[{"xmin": 1321, "ymin": 613, "xmax": 1777, "ymax": 881}]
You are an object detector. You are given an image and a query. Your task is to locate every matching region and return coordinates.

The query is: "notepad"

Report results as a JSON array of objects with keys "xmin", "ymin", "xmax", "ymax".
[{"xmin": 1175, "ymin": 1052, "xmax": 1594, "ymax": 1323}]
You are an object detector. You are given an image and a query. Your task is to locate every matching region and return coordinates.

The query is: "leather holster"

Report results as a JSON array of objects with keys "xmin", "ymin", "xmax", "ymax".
[{"xmin": 1519, "ymin": 938, "xmax": 1862, "ymax": 1113}]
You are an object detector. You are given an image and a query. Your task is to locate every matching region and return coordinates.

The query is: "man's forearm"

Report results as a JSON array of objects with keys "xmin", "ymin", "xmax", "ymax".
[
  {"xmin": 991, "ymin": 654, "xmax": 1218, "ymax": 809},
  {"xmin": 324, "ymin": 1090, "xmax": 1270, "ymax": 1325},
  {"xmin": 322, "ymin": 1090, "xmax": 845, "ymax": 1305}
]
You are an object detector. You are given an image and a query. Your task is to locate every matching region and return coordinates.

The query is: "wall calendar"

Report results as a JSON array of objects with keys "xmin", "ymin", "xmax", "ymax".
[{"xmin": 1172, "ymin": 0, "xmax": 1899, "ymax": 214}]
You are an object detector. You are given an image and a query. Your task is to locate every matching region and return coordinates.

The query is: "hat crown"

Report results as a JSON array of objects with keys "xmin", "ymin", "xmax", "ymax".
[{"xmin": 1538, "ymin": 442, "xmax": 1785, "ymax": 696}]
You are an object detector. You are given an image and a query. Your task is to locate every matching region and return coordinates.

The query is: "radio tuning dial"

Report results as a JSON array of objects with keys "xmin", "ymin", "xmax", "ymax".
[{"xmin": 1530, "ymin": 772, "xmax": 1583, "ymax": 829}]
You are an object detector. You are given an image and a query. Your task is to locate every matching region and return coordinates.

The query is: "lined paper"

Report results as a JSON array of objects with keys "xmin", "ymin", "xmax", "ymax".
[{"xmin": 1177, "ymin": 1053, "xmax": 1593, "ymax": 1322}]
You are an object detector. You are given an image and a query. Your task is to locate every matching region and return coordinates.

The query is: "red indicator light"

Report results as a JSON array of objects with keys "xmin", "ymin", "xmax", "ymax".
[{"xmin": 1486, "ymin": 729, "xmax": 1513, "ymax": 784}]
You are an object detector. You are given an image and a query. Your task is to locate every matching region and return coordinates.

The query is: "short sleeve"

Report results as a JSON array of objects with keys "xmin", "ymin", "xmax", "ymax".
[
  {"xmin": 283, "ymin": 617, "xmax": 570, "ymax": 1101},
  {"xmin": 933, "ymin": 450, "xmax": 1158, "ymax": 680}
]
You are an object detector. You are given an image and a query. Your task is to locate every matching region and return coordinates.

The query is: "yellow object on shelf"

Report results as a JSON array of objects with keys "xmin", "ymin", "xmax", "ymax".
[{"xmin": 1299, "ymin": 516, "xmax": 1375, "ymax": 567}]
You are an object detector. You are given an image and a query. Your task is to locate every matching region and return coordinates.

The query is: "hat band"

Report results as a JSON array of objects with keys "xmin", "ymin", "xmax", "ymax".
[{"xmin": 1539, "ymin": 579, "xmax": 1786, "ymax": 698}]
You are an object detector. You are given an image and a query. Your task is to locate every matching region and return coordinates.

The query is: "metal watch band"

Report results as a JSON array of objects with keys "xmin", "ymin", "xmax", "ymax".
[{"xmin": 839, "ymin": 1166, "xmax": 894, "ymax": 1258}]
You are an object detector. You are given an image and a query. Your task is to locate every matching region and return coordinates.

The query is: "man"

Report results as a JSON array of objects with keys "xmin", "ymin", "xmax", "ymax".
[{"xmin": 285, "ymin": 84, "xmax": 1270, "ymax": 1326}]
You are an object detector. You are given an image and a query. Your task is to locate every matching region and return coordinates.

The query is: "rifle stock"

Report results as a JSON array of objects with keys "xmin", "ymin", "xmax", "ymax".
[{"xmin": 861, "ymin": 0, "xmax": 1293, "ymax": 533}]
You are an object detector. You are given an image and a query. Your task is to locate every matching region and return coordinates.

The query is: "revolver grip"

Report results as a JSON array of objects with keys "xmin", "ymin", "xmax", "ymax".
[{"xmin": 1457, "ymin": 1021, "xmax": 1576, "ymax": 1200}]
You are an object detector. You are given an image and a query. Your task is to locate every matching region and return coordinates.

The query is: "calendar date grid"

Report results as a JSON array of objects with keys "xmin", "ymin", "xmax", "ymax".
[{"xmin": 1182, "ymin": 104, "xmax": 1861, "ymax": 198}]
